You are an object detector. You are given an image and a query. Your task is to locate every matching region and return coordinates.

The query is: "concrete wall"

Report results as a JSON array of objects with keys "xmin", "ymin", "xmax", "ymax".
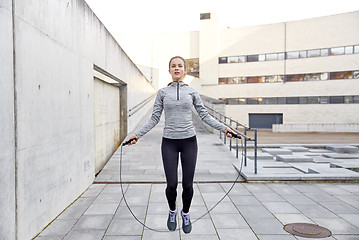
[
  {"xmin": 0, "ymin": 1, "xmax": 16, "ymax": 239},
  {"xmin": 93, "ymin": 77, "xmax": 120, "ymax": 173},
  {"xmin": 0, "ymin": 0, "xmax": 156, "ymax": 239}
]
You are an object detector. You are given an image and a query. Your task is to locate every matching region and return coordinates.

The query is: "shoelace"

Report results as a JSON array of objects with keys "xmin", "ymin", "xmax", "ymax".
[
  {"xmin": 182, "ymin": 214, "xmax": 190, "ymax": 225},
  {"xmin": 169, "ymin": 211, "xmax": 176, "ymax": 222}
]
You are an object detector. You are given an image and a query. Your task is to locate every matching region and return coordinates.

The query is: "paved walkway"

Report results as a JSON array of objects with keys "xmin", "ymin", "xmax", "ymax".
[{"xmin": 35, "ymin": 114, "xmax": 359, "ymax": 239}]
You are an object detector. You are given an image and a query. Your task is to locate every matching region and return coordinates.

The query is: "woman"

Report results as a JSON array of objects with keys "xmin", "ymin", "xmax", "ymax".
[{"xmin": 126, "ymin": 56, "xmax": 236, "ymax": 234}]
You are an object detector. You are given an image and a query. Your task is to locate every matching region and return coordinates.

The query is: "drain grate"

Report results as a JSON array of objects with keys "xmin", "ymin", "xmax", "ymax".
[{"xmin": 284, "ymin": 223, "xmax": 332, "ymax": 238}]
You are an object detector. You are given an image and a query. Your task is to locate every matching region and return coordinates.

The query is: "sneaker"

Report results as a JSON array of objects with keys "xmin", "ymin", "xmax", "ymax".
[
  {"xmin": 181, "ymin": 210, "xmax": 192, "ymax": 234},
  {"xmin": 167, "ymin": 210, "xmax": 177, "ymax": 231}
]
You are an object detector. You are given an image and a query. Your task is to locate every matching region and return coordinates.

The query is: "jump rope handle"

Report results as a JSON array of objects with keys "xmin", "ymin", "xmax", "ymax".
[
  {"xmin": 228, "ymin": 132, "xmax": 241, "ymax": 139},
  {"xmin": 122, "ymin": 138, "xmax": 137, "ymax": 146}
]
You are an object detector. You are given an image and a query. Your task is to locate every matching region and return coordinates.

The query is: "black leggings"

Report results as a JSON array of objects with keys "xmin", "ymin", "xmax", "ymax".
[{"xmin": 161, "ymin": 136, "xmax": 198, "ymax": 213}]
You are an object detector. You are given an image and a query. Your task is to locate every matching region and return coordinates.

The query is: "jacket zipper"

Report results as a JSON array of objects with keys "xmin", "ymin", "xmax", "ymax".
[{"xmin": 177, "ymin": 81, "xmax": 179, "ymax": 101}]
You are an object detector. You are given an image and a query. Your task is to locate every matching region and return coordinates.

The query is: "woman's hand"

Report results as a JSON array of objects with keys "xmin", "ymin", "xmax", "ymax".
[
  {"xmin": 224, "ymin": 128, "xmax": 237, "ymax": 139},
  {"xmin": 125, "ymin": 134, "xmax": 139, "ymax": 145}
]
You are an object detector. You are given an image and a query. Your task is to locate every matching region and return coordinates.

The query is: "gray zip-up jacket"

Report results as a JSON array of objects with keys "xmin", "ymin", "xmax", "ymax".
[{"xmin": 134, "ymin": 81, "xmax": 227, "ymax": 139}]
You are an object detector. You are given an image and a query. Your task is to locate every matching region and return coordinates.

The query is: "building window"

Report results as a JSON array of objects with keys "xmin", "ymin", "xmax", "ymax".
[
  {"xmin": 299, "ymin": 51, "xmax": 307, "ymax": 58},
  {"xmin": 330, "ymin": 71, "xmax": 353, "ymax": 80},
  {"xmin": 329, "ymin": 96, "xmax": 345, "ymax": 104},
  {"xmin": 305, "ymin": 73, "xmax": 321, "ymax": 81},
  {"xmin": 266, "ymin": 53, "xmax": 278, "ymax": 61},
  {"xmin": 247, "ymin": 98, "xmax": 259, "ymax": 104},
  {"xmin": 320, "ymin": 49, "xmax": 329, "ymax": 56},
  {"xmin": 219, "ymin": 57, "xmax": 228, "ymax": 64},
  {"xmin": 287, "ymin": 51, "xmax": 299, "ymax": 59},
  {"xmin": 186, "ymin": 58, "xmax": 199, "ymax": 76},
  {"xmin": 308, "ymin": 97, "xmax": 320, "ymax": 104},
  {"xmin": 219, "ymin": 78, "xmax": 227, "ymax": 84},
  {"xmin": 330, "ymin": 47, "xmax": 345, "ymax": 55},
  {"xmin": 247, "ymin": 76, "xmax": 263, "ymax": 83},
  {"xmin": 320, "ymin": 73, "xmax": 329, "ymax": 80},
  {"xmin": 307, "ymin": 49, "xmax": 321, "ymax": 58},
  {"xmin": 345, "ymin": 46, "xmax": 353, "ymax": 54},
  {"xmin": 247, "ymin": 55, "xmax": 259, "ymax": 62},
  {"xmin": 320, "ymin": 96, "xmax": 328, "ymax": 104},
  {"xmin": 258, "ymin": 54, "xmax": 265, "ymax": 61},
  {"xmin": 287, "ymin": 74, "xmax": 305, "ymax": 82},
  {"xmin": 355, "ymin": 45, "xmax": 359, "ymax": 54},
  {"xmin": 287, "ymin": 97, "xmax": 299, "ymax": 104},
  {"xmin": 200, "ymin": 13, "xmax": 211, "ymax": 20},
  {"xmin": 353, "ymin": 71, "xmax": 359, "ymax": 79},
  {"xmin": 228, "ymin": 56, "xmax": 239, "ymax": 63}
]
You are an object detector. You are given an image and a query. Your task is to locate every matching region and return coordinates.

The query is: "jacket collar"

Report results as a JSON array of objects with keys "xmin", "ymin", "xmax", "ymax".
[{"xmin": 168, "ymin": 81, "xmax": 188, "ymax": 87}]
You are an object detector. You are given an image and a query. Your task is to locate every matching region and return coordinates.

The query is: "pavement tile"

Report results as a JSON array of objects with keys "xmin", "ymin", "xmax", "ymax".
[
  {"xmin": 246, "ymin": 217, "xmax": 285, "ymax": 235},
  {"xmin": 180, "ymin": 235, "xmax": 219, "ymax": 240},
  {"xmin": 114, "ymin": 206, "xmax": 147, "ymax": 219},
  {"xmin": 63, "ymin": 229, "xmax": 105, "ymax": 240},
  {"xmin": 252, "ymin": 192, "xmax": 286, "ymax": 202},
  {"xmin": 217, "ymin": 229, "xmax": 258, "ymax": 240},
  {"xmin": 319, "ymin": 201, "xmax": 359, "ymax": 214},
  {"xmin": 262, "ymin": 202, "xmax": 300, "ymax": 214},
  {"xmin": 103, "ymin": 237, "xmax": 141, "ymax": 240},
  {"xmin": 210, "ymin": 213, "xmax": 250, "ymax": 229},
  {"xmin": 39, "ymin": 219, "xmax": 77, "ymax": 237},
  {"xmin": 257, "ymin": 235, "xmax": 297, "ymax": 240},
  {"xmin": 338, "ymin": 214, "xmax": 359, "ymax": 228},
  {"xmin": 230, "ymin": 195, "xmax": 262, "ymax": 206},
  {"xmin": 84, "ymin": 203, "xmax": 119, "ymax": 215},
  {"xmin": 187, "ymin": 218, "xmax": 217, "ymax": 235},
  {"xmin": 311, "ymin": 217, "xmax": 359, "ymax": 234},
  {"xmin": 295, "ymin": 205, "xmax": 338, "ymax": 218},
  {"xmin": 106, "ymin": 218, "xmax": 144, "ymax": 235},
  {"xmin": 274, "ymin": 213, "xmax": 314, "ymax": 225},
  {"xmin": 331, "ymin": 235, "xmax": 359, "ymax": 240},
  {"xmin": 142, "ymin": 230, "xmax": 180, "ymax": 240},
  {"xmin": 72, "ymin": 214, "xmax": 113, "ymax": 230},
  {"xmin": 236, "ymin": 205, "xmax": 275, "ymax": 219}
]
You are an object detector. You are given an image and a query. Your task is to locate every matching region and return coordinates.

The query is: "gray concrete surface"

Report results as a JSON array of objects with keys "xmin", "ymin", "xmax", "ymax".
[{"xmin": 34, "ymin": 113, "xmax": 359, "ymax": 239}]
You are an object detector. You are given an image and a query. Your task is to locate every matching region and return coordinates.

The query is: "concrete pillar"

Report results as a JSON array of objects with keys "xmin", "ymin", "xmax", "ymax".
[{"xmin": 199, "ymin": 12, "xmax": 219, "ymax": 85}]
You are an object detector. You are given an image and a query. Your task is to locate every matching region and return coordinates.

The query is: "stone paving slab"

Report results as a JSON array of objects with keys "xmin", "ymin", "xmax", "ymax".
[
  {"xmin": 36, "ymin": 182, "xmax": 359, "ymax": 239},
  {"xmin": 326, "ymin": 145, "xmax": 359, "ymax": 153}
]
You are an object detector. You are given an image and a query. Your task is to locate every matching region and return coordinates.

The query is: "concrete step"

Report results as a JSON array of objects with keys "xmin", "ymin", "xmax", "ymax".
[
  {"xmin": 262, "ymin": 148, "xmax": 292, "ymax": 156},
  {"xmin": 326, "ymin": 145, "xmax": 358, "ymax": 153},
  {"xmin": 323, "ymin": 153, "xmax": 359, "ymax": 159},
  {"xmin": 280, "ymin": 146, "xmax": 310, "ymax": 152},
  {"xmin": 246, "ymin": 151, "xmax": 274, "ymax": 160},
  {"xmin": 276, "ymin": 155, "xmax": 313, "ymax": 162}
]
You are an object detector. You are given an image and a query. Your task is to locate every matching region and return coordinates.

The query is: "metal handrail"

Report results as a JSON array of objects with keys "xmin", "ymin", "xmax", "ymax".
[
  {"xmin": 204, "ymin": 105, "xmax": 258, "ymax": 174},
  {"xmin": 128, "ymin": 94, "xmax": 156, "ymax": 117}
]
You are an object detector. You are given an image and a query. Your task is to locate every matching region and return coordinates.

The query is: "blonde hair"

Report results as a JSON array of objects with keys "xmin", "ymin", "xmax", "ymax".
[{"xmin": 169, "ymin": 56, "xmax": 187, "ymax": 70}]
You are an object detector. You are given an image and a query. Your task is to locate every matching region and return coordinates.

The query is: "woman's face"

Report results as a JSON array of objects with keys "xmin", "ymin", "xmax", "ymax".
[{"xmin": 169, "ymin": 58, "xmax": 187, "ymax": 81}]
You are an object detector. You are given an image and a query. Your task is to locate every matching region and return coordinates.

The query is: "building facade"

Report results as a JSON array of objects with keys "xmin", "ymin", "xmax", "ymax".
[{"xmin": 117, "ymin": 11, "xmax": 359, "ymax": 131}]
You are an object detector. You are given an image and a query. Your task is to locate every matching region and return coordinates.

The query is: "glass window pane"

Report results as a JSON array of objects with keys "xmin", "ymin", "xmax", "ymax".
[
  {"xmin": 278, "ymin": 53, "xmax": 285, "ymax": 60},
  {"xmin": 266, "ymin": 98, "xmax": 277, "ymax": 104},
  {"xmin": 330, "ymin": 71, "xmax": 352, "ymax": 80},
  {"xmin": 228, "ymin": 98, "xmax": 238, "ymax": 104},
  {"xmin": 258, "ymin": 54, "xmax": 265, "ymax": 61},
  {"xmin": 247, "ymin": 98, "xmax": 259, "ymax": 104},
  {"xmin": 308, "ymin": 97, "xmax": 319, "ymax": 104},
  {"xmin": 247, "ymin": 77, "xmax": 259, "ymax": 83},
  {"xmin": 234, "ymin": 77, "xmax": 246, "ymax": 83},
  {"xmin": 219, "ymin": 57, "xmax": 228, "ymax": 63},
  {"xmin": 278, "ymin": 98, "xmax": 286, "ymax": 104},
  {"xmin": 353, "ymin": 96, "xmax": 359, "ymax": 103},
  {"xmin": 247, "ymin": 55, "xmax": 259, "ymax": 62},
  {"xmin": 264, "ymin": 75, "xmax": 278, "ymax": 83},
  {"xmin": 354, "ymin": 45, "xmax": 359, "ymax": 54},
  {"xmin": 320, "ymin": 96, "xmax": 328, "ymax": 104},
  {"xmin": 329, "ymin": 96, "xmax": 344, "ymax": 104},
  {"xmin": 299, "ymin": 97, "xmax": 308, "ymax": 104},
  {"xmin": 345, "ymin": 46, "xmax": 353, "ymax": 54},
  {"xmin": 277, "ymin": 75, "xmax": 284, "ymax": 82},
  {"xmin": 305, "ymin": 73, "xmax": 321, "ymax": 81},
  {"xmin": 320, "ymin": 72, "xmax": 328, "ymax": 80},
  {"xmin": 330, "ymin": 47, "xmax": 345, "ymax": 55},
  {"xmin": 299, "ymin": 51, "xmax": 307, "ymax": 58},
  {"xmin": 287, "ymin": 51, "xmax": 299, "ymax": 59},
  {"xmin": 287, "ymin": 97, "xmax": 299, "ymax": 104},
  {"xmin": 228, "ymin": 56, "xmax": 239, "ymax": 63},
  {"xmin": 258, "ymin": 98, "xmax": 265, "ymax": 104},
  {"xmin": 238, "ymin": 56, "xmax": 246, "ymax": 63},
  {"xmin": 353, "ymin": 71, "xmax": 359, "ymax": 79},
  {"xmin": 219, "ymin": 78, "xmax": 227, "ymax": 84},
  {"xmin": 287, "ymin": 74, "xmax": 305, "ymax": 82},
  {"xmin": 227, "ymin": 77, "xmax": 237, "ymax": 84},
  {"xmin": 344, "ymin": 96, "xmax": 353, "ymax": 103},
  {"xmin": 266, "ymin": 53, "xmax": 278, "ymax": 61},
  {"xmin": 308, "ymin": 49, "xmax": 320, "ymax": 57},
  {"xmin": 238, "ymin": 98, "xmax": 246, "ymax": 104},
  {"xmin": 320, "ymin": 49, "xmax": 329, "ymax": 56}
]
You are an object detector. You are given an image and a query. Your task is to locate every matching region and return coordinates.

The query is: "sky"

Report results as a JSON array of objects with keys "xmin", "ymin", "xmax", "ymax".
[{"xmin": 84, "ymin": 0, "xmax": 358, "ymax": 35}]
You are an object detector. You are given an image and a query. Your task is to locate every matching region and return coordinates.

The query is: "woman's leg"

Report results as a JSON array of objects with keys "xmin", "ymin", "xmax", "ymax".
[
  {"xmin": 180, "ymin": 136, "xmax": 198, "ymax": 213},
  {"xmin": 161, "ymin": 137, "xmax": 179, "ymax": 211}
]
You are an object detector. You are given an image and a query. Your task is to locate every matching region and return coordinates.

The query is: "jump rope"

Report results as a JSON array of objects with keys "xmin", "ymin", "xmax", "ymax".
[{"xmin": 119, "ymin": 132, "xmax": 245, "ymax": 232}]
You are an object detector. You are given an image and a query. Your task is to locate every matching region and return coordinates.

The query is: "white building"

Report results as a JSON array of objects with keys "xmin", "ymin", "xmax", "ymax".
[{"xmin": 117, "ymin": 11, "xmax": 359, "ymax": 132}]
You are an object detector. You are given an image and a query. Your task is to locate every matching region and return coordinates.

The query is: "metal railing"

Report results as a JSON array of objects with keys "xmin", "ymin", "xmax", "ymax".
[
  {"xmin": 128, "ymin": 94, "xmax": 156, "ymax": 117},
  {"xmin": 204, "ymin": 105, "xmax": 258, "ymax": 174}
]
